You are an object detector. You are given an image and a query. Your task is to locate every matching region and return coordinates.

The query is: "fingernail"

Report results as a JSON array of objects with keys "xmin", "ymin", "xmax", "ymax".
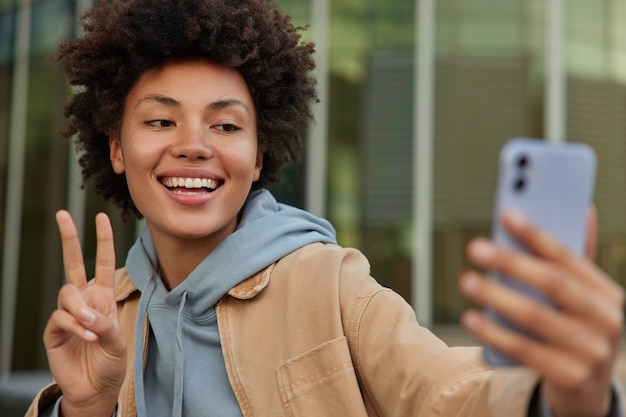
[
  {"xmin": 84, "ymin": 330, "xmax": 97, "ymax": 341},
  {"xmin": 80, "ymin": 308, "xmax": 96, "ymax": 325},
  {"xmin": 506, "ymin": 208, "xmax": 527, "ymax": 228},
  {"xmin": 462, "ymin": 311, "xmax": 482, "ymax": 331},
  {"xmin": 469, "ymin": 240, "xmax": 496, "ymax": 262},
  {"xmin": 460, "ymin": 272, "xmax": 483, "ymax": 294}
]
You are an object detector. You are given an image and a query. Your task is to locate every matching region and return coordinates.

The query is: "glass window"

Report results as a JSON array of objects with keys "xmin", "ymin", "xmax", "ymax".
[
  {"xmin": 0, "ymin": 0, "xmax": 13, "ymax": 12},
  {"xmin": 8, "ymin": 0, "xmax": 137, "ymax": 370},
  {"xmin": 0, "ymin": 10, "xmax": 14, "ymax": 64},
  {"xmin": 325, "ymin": 0, "xmax": 416, "ymax": 299},
  {"xmin": 31, "ymin": 0, "xmax": 74, "ymax": 55},
  {"xmin": 4, "ymin": 0, "xmax": 626, "ymax": 375}
]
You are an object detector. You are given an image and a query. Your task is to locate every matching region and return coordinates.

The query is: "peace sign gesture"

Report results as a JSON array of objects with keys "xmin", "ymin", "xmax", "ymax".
[{"xmin": 43, "ymin": 211, "xmax": 126, "ymax": 417}]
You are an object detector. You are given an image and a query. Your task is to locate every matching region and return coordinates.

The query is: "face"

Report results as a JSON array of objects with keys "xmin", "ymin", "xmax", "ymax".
[{"xmin": 110, "ymin": 59, "xmax": 262, "ymax": 252}]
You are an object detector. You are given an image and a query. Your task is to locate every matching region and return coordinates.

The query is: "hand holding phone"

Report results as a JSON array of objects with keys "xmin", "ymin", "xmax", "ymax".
[
  {"xmin": 461, "ymin": 137, "xmax": 623, "ymax": 417},
  {"xmin": 483, "ymin": 137, "xmax": 596, "ymax": 366}
]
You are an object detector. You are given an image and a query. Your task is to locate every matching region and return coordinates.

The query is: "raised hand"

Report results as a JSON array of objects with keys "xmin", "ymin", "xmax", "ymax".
[
  {"xmin": 460, "ymin": 209, "xmax": 624, "ymax": 417},
  {"xmin": 43, "ymin": 211, "xmax": 126, "ymax": 417}
]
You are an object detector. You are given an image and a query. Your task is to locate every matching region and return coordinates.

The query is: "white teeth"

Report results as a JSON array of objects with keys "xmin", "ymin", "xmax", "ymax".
[{"xmin": 162, "ymin": 177, "xmax": 219, "ymax": 189}]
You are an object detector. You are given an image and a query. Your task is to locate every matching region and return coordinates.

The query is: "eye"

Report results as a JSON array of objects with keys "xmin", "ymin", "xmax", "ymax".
[
  {"xmin": 214, "ymin": 123, "xmax": 241, "ymax": 133},
  {"xmin": 146, "ymin": 119, "xmax": 174, "ymax": 128}
]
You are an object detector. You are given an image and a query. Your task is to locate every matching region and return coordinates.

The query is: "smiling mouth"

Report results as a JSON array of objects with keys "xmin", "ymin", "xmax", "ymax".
[{"xmin": 160, "ymin": 177, "xmax": 222, "ymax": 194}]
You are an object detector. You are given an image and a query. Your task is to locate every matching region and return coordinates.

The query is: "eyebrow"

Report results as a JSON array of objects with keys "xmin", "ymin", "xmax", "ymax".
[
  {"xmin": 208, "ymin": 98, "xmax": 251, "ymax": 114},
  {"xmin": 135, "ymin": 94, "xmax": 180, "ymax": 109},
  {"xmin": 135, "ymin": 94, "xmax": 251, "ymax": 114}
]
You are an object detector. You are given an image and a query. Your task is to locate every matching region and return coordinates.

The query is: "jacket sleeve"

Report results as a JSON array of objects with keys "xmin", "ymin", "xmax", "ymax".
[
  {"xmin": 24, "ymin": 383, "xmax": 62, "ymax": 417},
  {"xmin": 24, "ymin": 384, "xmax": 119, "ymax": 417},
  {"xmin": 38, "ymin": 397, "xmax": 61, "ymax": 417},
  {"xmin": 528, "ymin": 385, "xmax": 623, "ymax": 417},
  {"xmin": 347, "ymin": 284, "xmax": 541, "ymax": 417}
]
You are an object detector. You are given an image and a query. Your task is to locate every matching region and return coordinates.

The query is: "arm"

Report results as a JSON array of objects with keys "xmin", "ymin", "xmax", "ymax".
[{"xmin": 350, "ymin": 285, "xmax": 539, "ymax": 417}]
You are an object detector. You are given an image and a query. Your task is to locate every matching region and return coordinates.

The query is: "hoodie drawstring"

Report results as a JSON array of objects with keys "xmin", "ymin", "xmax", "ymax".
[
  {"xmin": 173, "ymin": 291, "xmax": 188, "ymax": 417},
  {"xmin": 134, "ymin": 274, "xmax": 188, "ymax": 417}
]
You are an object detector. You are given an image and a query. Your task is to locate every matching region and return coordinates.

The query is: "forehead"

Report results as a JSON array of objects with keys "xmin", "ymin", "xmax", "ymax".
[{"xmin": 126, "ymin": 59, "xmax": 255, "ymax": 110}]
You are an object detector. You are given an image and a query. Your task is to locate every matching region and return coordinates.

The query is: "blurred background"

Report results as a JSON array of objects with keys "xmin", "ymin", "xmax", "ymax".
[{"xmin": 0, "ymin": 0, "xmax": 625, "ymax": 412}]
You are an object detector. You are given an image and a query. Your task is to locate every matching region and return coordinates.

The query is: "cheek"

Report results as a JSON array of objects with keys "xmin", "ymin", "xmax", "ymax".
[
  {"xmin": 222, "ymin": 141, "xmax": 261, "ymax": 176},
  {"xmin": 125, "ymin": 139, "xmax": 162, "ymax": 164},
  {"xmin": 120, "ymin": 143, "xmax": 162, "ymax": 184}
]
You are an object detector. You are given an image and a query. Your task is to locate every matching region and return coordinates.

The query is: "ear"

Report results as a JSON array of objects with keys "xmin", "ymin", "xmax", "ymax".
[
  {"xmin": 253, "ymin": 150, "xmax": 263, "ymax": 182},
  {"xmin": 109, "ymin": 137, "xmax": 125, "ymax": 174}
]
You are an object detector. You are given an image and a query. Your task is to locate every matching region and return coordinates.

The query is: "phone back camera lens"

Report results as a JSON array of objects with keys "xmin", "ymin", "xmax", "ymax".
[
  {"xmin": 513, "ymin": 177, "xmax": 526, "ymax": 192},
  {"xmin": 517, "ymin": 155, "xmax": 529, "ymax": 168}
]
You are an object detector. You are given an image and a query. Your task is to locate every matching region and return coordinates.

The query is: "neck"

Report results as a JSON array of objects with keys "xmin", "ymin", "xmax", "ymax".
[{"xmin": 150, "ymin": 229, "xmax": 231, "ymax": 290}]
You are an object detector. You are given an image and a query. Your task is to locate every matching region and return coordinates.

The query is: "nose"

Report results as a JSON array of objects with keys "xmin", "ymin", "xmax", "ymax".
[{"xmin": 169, "ymin": 124, "xmax": 213, "ymax": 160}]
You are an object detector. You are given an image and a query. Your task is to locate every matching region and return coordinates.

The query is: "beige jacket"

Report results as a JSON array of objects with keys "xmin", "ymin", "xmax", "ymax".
[{"xmin": 27, "ymin": 242, "xmax": 539, "ymax": 416}]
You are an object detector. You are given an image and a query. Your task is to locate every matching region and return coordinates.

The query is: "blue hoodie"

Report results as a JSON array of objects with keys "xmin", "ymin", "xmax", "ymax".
[{"xmin": 126, "ymin": 189, "xmax": 337, "ymax": 417}]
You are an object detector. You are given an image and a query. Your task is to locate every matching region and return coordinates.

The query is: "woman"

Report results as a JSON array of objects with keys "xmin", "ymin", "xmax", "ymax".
[{"xmin": 28, "ymin": 0, "xmax": 623, "ymax": 416}]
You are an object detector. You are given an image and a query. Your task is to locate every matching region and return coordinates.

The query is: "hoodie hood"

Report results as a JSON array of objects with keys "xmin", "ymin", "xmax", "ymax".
[
  {"xmin": 128, "ymin": 189, "xmax": 336, "ymax": 313},
  {"xmin": 125, "ymin": 189, "xmax": 337, "ymax": 417}
]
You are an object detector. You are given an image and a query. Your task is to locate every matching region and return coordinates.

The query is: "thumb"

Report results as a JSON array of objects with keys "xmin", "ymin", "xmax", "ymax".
[{"xmin": 585, "ymin": 205, "xmax": 597, "ymax": 260}]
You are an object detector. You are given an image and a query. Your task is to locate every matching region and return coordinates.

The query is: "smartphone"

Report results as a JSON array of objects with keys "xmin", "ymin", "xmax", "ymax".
[{"xmin": 483, "ymin": 137, "xmax": 596, "ymax": 366}]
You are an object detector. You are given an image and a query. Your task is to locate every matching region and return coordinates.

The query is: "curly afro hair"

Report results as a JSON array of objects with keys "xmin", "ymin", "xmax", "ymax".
[{"xmin": 55, "ymin": 0, "xmax": 317, "ymax": 221}]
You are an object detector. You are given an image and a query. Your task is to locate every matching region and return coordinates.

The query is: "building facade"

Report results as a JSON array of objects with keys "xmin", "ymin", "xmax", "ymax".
[{"xmin": 0, "ymin": 0, "xmax": 625, "ymax": 375}]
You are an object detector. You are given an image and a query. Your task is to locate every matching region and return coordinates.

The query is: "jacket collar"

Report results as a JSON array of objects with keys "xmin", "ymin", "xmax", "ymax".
[
  {"xmin": 113, "ymin": 263, "xmax": 274, "ymax": 302},
  {"xmin": 114, "ymin": 268, "xmax": 139, "ymax": 302},
  {"xmin": 227, "ymin": 263, "xmax": 273, "ymax": 299}
]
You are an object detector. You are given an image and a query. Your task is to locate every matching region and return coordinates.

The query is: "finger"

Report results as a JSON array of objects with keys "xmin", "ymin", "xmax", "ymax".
[
  {"xmin": 466, "ymin": 239, "xmax": 622, "ymax": 335},
  {"xmin": 80, "ymin": 306, "xmax": 126, "ymax": 355},
  {"xmin": 94, "ymin": 213, "xmax": 116, "ymax": 289},
  {"xmin": 47, "ymin": 284, "xmax": 99, "ymax": 347},
  {"xmin": 44, "ymin": 309, "xmax": 98, "ymax": 348},
  {"xmin": 461, "ymin": 309, "xmax": 592, "ymax": 390},
  {"xmin": 459, "ymin": 271, "xmax": 611, "ymax": 365},
  {"xmin": 54, "ymin": 284, "xmax": 125, "ymax": 355},
  {"xmin": 57, "ymin": 283, "xmax": 90, "ymax": 315},
  {"xmin": 56, "ymin": 210, "xmax": 87, "ymax": 287},
  {"xmin": 487, "ymin": 210, "xmax": 624, "ymax": 307}
]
